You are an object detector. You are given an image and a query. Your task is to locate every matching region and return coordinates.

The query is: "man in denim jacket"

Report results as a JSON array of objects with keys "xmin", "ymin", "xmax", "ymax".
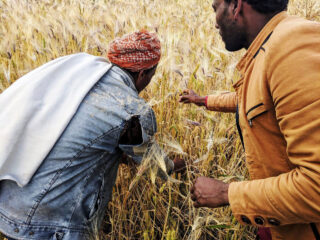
[{"xmin": 0, "ymin": 31, "xmax": 177, "ymax": 240}]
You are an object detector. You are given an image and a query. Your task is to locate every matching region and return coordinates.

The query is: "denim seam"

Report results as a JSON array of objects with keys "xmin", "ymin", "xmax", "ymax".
[
  {"xmin": 84, "ymin": 159, "xmax": 113, "ymax": 224},
  {"xmin": 87, "ymin": 169, "xmax": 105, "ymax": 219},
  {"xmin": 67, "ymin": 153, "xmax": 108, "ymax": 226},
  {"xmin": 26, "ymin": 125, "xmax": 121, "ymax": 225},
  {"xmin": 67, "ymin": 123, "xmax": 123, "ymax": 225},
  {"xmin": 66, "ymin": 125, "xmax": 123, "ymax": 226}
]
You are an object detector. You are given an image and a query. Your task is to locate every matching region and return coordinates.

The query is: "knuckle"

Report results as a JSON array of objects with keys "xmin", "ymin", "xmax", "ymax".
[{"xmin": 198, "ymin": 198, "xmax": 204, "ymax": 205}]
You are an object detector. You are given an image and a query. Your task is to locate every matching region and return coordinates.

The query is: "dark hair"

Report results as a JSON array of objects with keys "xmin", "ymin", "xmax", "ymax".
[{"xmin": 225, "ymin": 0, "xmax": 289, "ymax": 14}]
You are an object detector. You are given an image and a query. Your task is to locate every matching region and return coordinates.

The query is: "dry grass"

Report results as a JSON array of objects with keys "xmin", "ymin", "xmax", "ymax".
[{"xmin": 0, "ymin": 0, "xmax": 319, "ymax": 239}]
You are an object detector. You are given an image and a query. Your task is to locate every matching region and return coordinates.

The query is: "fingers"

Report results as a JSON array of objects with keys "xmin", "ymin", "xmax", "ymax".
[
  {"xmin": 179, "ymin": 90, "xmax": 192, "ymax": 103},
  {"xmin": 190, "ymin": 178, "xmax": 206, "ymax": 208},
  {"xmin": 191, "ymin": 193, "xmax": 197, "ymax": 201},
  {"xmin": 179, "ymin": 95, "xmax": 191, "ymax": 103},
  {"xmin": 190, "ymin": 183, "xmax": 197, "ymax": 202},
  {"xmin": 190, "ymin": 180, "xmax": 200, "ymax": 206},
  {"xmin": 179, "ymin": 89, "xmax": 192, "ymax": 97},
  {"xmin": 173, "ymin": 156, "xmax": 187, "ymax": 172},
  {"xmin": 183, "ymin": 89, "xmax": 190, "ymax": 95},
  {"xmin": 190, "ymin": 184, "xmax": 195, "ymax": 194},
  {"xmin": 194, "ymin": 202, "xmax": 200, "ymax": 208},
  {"xmin": 191, "ymin": 191, "xmax": 202, "ymax": 208},
  {"xmin": 179, "ymin": 89, "xmax": 198, "ymax": 104}
]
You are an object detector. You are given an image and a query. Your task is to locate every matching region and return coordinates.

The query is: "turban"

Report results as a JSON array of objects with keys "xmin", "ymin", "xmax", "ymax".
[{"xmin": 107, "ymin": 30, "xmax": 161, "ymax": 72}]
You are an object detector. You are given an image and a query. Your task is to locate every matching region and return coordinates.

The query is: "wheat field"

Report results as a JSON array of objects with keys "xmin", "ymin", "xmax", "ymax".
[{"xmin": 0, "ymin": 0, "xmax": 319, "ymax": 239}]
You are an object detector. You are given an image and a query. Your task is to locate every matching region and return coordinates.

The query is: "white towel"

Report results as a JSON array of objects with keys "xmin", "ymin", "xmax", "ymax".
[{"xmin": 0, "ymin": 53, "xmax": 112, "ymax": 187}]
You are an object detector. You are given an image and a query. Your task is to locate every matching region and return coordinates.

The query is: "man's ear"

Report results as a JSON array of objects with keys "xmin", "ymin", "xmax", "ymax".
[
  {"xmin": 134, "ymin": 70, "xmax": 146, "ymax": 92},
  {"xmin": 233, "ymin": 0, "xmax": 242, "ymax": 20},
  {"xmin": 137, "ymin": 70, "xmax": 145, "ymax": 81}
]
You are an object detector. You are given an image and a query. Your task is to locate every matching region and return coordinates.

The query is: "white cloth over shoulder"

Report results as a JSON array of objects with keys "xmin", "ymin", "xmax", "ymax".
[{"xmin": 0, "ymin": 53, "xmax": 112, "ymax": 187}]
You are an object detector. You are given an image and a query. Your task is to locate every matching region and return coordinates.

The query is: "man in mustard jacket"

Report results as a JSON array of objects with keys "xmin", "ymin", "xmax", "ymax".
[{"xmin": 179, "ymin": 0, "xmax": 320, "ymax": 239}]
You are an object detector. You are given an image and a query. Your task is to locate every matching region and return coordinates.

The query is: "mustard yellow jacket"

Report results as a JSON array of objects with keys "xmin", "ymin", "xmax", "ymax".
[{"xmin": 206, "ymin": 12, "xmax": 320, "ymax": 240}]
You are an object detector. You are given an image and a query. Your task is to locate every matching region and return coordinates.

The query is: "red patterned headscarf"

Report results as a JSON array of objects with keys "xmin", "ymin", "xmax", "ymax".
[{"xmin": 107, "ymin": 30, "xmax": 161, "ymax": 72}]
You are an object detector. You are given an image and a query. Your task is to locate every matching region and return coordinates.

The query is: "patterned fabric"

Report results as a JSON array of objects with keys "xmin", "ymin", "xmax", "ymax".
[{"xmin": 107, "ymin": 30, "xmax": 161, "ymax": 72}]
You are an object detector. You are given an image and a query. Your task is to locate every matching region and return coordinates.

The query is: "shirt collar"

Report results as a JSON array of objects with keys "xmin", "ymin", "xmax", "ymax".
[{"xmin": 236, "ymin": 11, "xmax": 288, "ymax": 75}]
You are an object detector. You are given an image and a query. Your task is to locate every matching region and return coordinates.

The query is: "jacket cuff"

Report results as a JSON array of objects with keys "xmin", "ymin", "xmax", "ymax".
[
  {"xmin": 205, "ymin": 96, "xmax": 208, "ymax": 108},
  {"xmin": 228, "ymin": 180, "xmax": 285, "ymax": 228}
]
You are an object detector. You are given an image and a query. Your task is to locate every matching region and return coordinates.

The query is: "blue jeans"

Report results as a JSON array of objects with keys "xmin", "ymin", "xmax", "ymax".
[{"xmin": 0, "ymin": 66, "xmax": 158, "ymax": 240}]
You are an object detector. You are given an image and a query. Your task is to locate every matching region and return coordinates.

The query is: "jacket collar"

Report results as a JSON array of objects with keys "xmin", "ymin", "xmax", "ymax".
[
  {"xmin": 236, "ymin": 11, "xmax": 288, "ymax": 75},
  {"xmin": 111, "ymin": 64, "xmax": 138, "ymax": 93}
]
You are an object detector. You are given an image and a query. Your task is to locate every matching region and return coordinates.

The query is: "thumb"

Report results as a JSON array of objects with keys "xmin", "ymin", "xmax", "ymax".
[{"xmin": 183, "ymin": 89, "xmax": 190, "ymax": 95}]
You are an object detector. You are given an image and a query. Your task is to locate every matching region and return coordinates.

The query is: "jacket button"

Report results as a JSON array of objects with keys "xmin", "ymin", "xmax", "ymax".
[
  {"xmin": 268, "ymin": 218, "xmax": 280, "ymax": 226},
  {"xmin": 14, "ymin": 228, "xmax": 19, "ymax": 233},
  {"xmin": 254, "ymin": 216, "xmax": 265, "ymax": 225},
  {"xmin": 241, "ymin": 215, "xmax": 251, "ymax": 224},
  {"xmin": 29, "ymin": 231, "xmax": 35, "ymax": 236}
]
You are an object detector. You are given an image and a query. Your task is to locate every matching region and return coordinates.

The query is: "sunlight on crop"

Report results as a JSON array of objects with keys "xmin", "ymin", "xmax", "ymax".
[{"xmin": 0, "ymin": 0, "xmax": 319, "ymax": 239}]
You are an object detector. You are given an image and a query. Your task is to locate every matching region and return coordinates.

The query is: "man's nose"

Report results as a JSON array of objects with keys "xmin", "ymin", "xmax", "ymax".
[{"xmin": 215, "ymin": 23, "xmax": 220, "ymax": 29}]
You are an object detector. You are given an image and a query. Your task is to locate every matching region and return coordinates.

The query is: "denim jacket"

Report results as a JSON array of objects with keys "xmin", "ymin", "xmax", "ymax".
[{"xmin": 0, "ymin": 65, "xmax": 173, "ymax": 240}]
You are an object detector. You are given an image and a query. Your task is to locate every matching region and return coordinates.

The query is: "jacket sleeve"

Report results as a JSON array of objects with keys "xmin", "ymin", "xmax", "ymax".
[
  {"xmin": 206, "ymin": 92, "xmax": 237, "ymax": 112},
  {"xmin": 119, "ymin": 116, "xmax": 174, "ymax": 176},
  {"xmin": 228, "ymin": 21, "xmax": 320, "ymax": 226}
]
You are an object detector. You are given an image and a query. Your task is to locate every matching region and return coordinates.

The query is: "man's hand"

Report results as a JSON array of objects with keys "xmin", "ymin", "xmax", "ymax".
[
  {"xmin": 173, "ymin": 156, "xmax": 187, "ymax": 172},
  {"xmin": 191, "ymin": 177, "xmax": 229, "ymax": 208},
  {"xmin": 179, "ymin": 89, "xmax": 206, "ymax": 106}
]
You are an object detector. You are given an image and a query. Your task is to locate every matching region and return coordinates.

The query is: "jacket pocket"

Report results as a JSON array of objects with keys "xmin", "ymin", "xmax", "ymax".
[
  {"xmin": 246, "ymin": 103, "xmax": 268, "ymax": 127},
  {"xmin": 84, "ymin": 177, "xmax": 104, "ymax": 222}
]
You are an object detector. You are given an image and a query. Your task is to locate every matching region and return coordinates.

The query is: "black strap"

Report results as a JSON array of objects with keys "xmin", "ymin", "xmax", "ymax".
[
  {"xmin": 311, "ymin": 223, "xmax": 320, "ymax": 240},
  {"xmin": 253, "ymin": 31, "xmax": 273, "ymax": 59},
  {"xmin": 236, "ymin": 105, "xmax": 245, "ymax": 149}
]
